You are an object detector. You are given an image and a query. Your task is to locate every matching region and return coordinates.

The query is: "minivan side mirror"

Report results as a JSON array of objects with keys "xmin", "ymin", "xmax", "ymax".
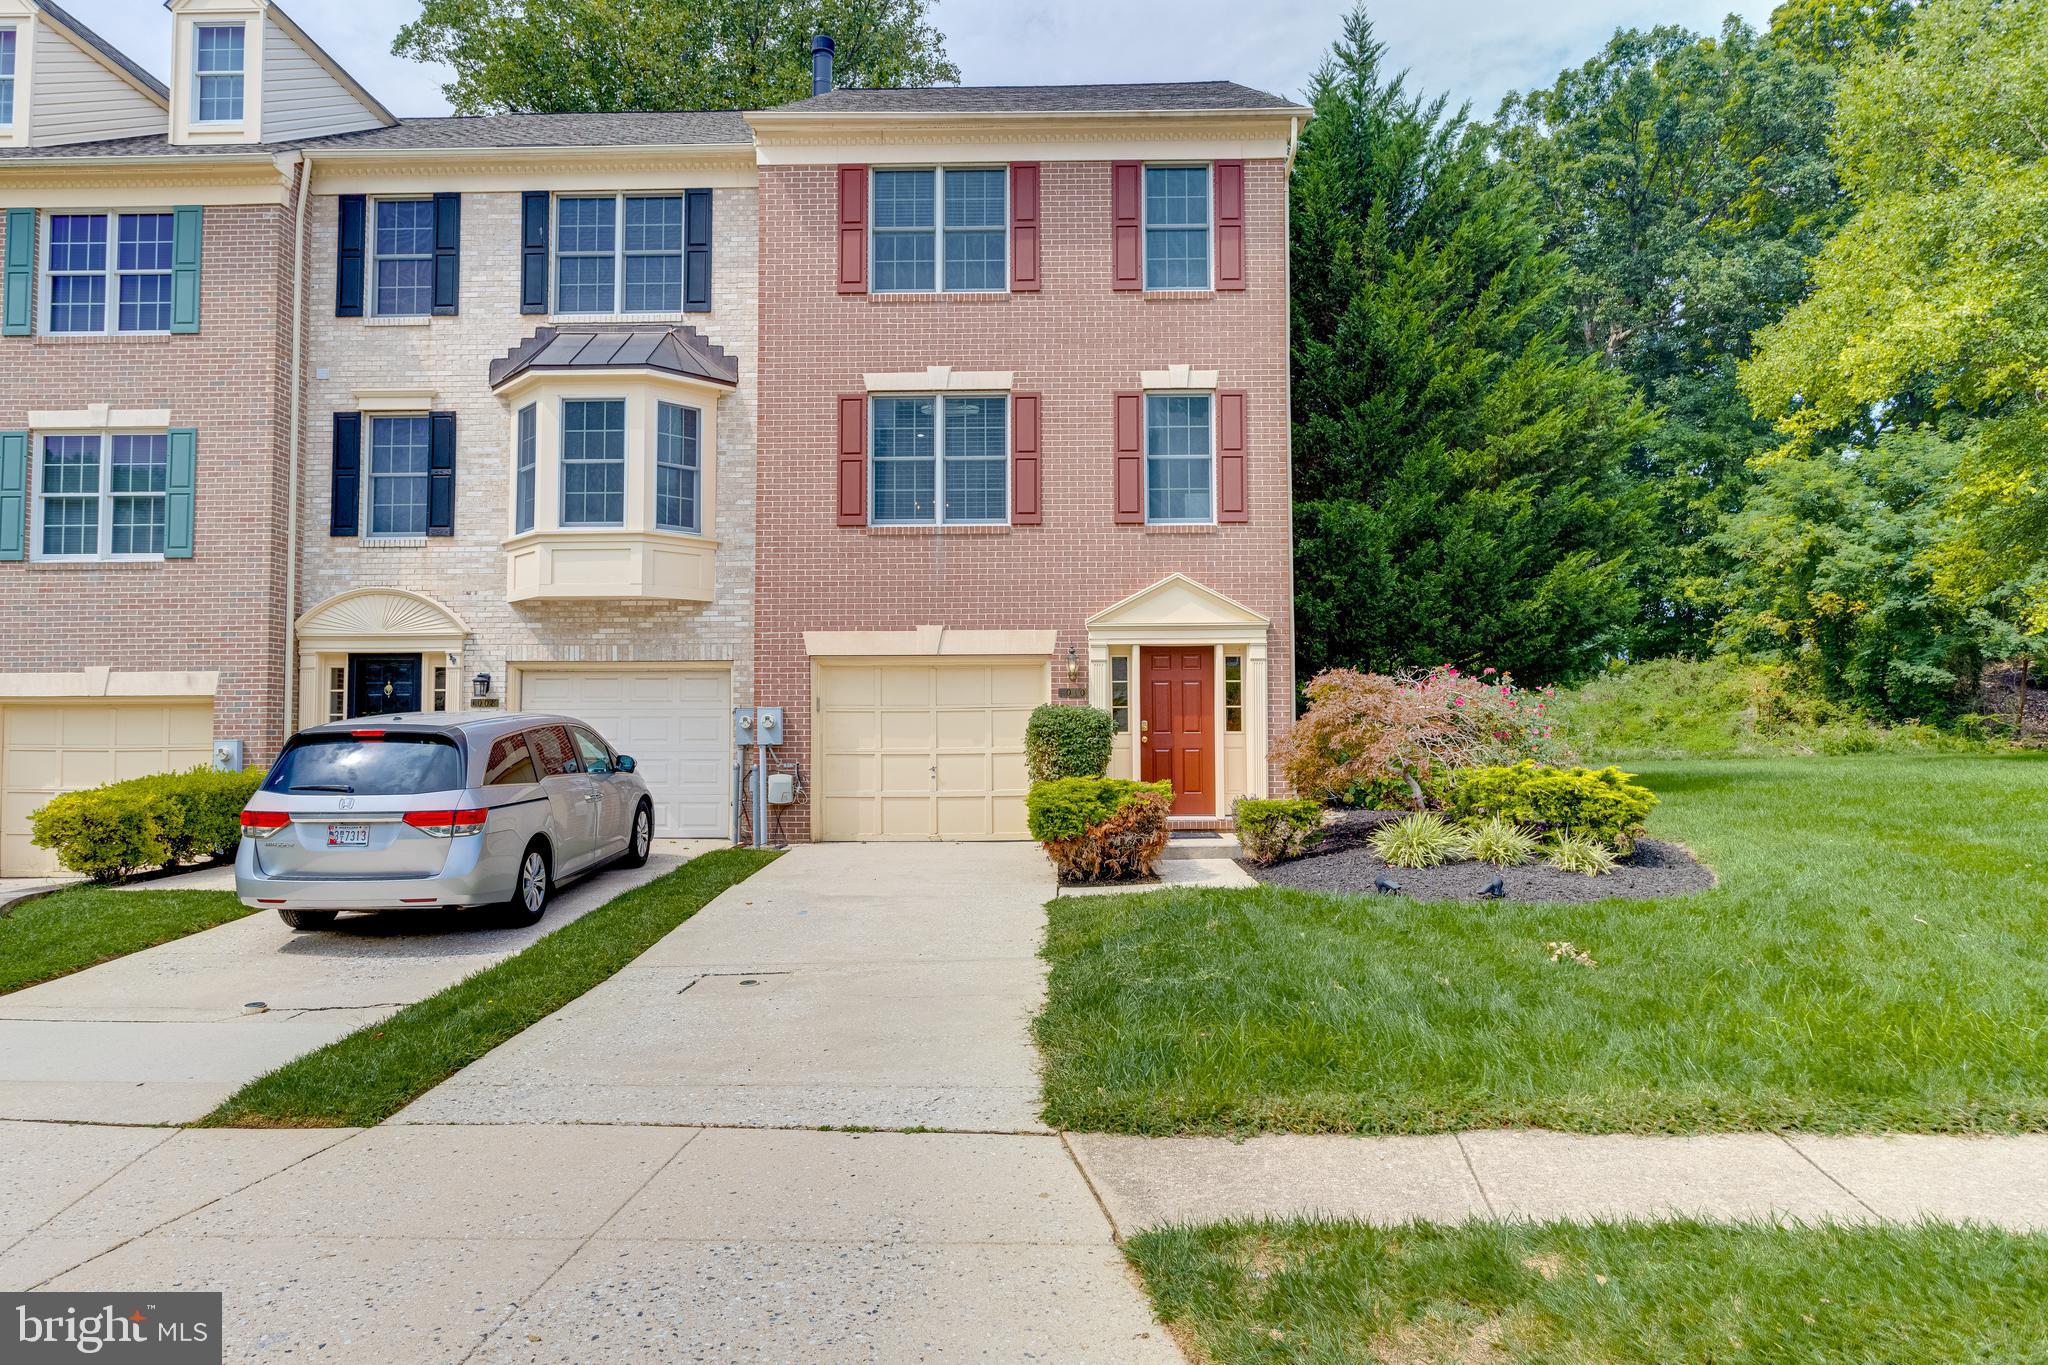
[{"xmin": 615, "ymin": 754, "xmax": 636, "ymax": 773}]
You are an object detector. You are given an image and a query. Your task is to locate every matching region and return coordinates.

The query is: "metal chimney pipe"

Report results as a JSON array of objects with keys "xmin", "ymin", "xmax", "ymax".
[{"xmin": 810, "ymin": 34, "xmax": 835, "ymax": 97}]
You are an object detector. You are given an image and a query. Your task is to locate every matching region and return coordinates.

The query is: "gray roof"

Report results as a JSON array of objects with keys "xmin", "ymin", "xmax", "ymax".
[
  {"xmin": 490, "ymin": 325, "xmax": 740, "ymax": 391},
  {"xmin": 34, "ymin": 0, "xmax": 170, "ymax": 102},
  {"xmin": 0, "ymin": 109, "xmax": 755, "ymax": 160},
  {"xmin": 762, "ymin": 81, "xmax": 1303, "ymax": 116}
]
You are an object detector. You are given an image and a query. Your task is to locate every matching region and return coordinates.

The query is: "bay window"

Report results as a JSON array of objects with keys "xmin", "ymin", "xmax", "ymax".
[
  {"xmin": 1145, "ymin": 393, "xmax": 1214, "ymax": 524},
  {"xmin": 514, "ymin": 403, "xmax": 536, "ymax": 533},
  {"xmin": 194, "ymin": 25, "xmax": 245, "ymax": 124},
  {"xmin": 871, "ymin": 168, "xmax": 1007, "ymax": 293},
  {"xmin": 45, "ymin": 212, "xmax": 175, "ymax": 335},
  {"xmin": 655, "ymin": 401, "xmax": 701, "ymax": 534},
  {"xmin": 560, "ymin": 399, "xmax": 626, "ymax": 526},
  {"xmin": 871, "ymin": 394, "xmax": 1007, "ymax": 525},
  {"xmin": 1143, "ymin": 165, "xmax": 1210, "ymax": 290}
]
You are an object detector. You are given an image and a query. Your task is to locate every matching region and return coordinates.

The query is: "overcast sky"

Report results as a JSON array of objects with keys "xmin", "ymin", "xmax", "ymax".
[{"xmin": 58, "ymin": 0, "xmax": 1778, "ymax": 119}]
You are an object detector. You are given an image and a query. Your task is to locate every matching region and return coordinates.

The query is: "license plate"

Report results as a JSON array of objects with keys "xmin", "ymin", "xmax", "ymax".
[{"xmin": 326, "ymin": 824, "xmax": 369, "ymax": 847}]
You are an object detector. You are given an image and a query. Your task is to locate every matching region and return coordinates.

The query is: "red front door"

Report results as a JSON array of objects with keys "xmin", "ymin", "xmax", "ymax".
[{"xmin": 1141, "ymin": 647, "xmax": 1214, "ymax": 816}]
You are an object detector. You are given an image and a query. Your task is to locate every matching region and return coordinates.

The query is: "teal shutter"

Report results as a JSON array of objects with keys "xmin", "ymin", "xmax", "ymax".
[
  {"xmin": 0, "ymin": 431, "xmax": 26, "ymax": 561},
  {"xmin": 2, "ymin": 208, "xmax": 34, "ymax": 337},
  {"xmin": 165, "ymin": 428, "xmax": 197, "ymax": 558},
  {"xmin": 170, "ymin": 206, "xmax": 203, "ymax": 334}
]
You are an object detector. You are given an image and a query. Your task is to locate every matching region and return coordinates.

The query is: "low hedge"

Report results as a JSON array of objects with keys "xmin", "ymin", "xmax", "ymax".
[
  {"xmin": 1443, "ymin": 761, "xmax": 1658, "ymax": 851},
  {"xmin": 1024, "ymin": 703, "xmax": 1116, "ymax": 782},
  {"xmin": 29, "ymin": 765, "xmax": 263, "ymax": 882},
  {"xmin": 1233, "ymin": 797, "xmax": 1327, "ymax": 865},
  {"xmin": 1027, "ymin": 777, "xmax": 1172, "ymax": 883}
]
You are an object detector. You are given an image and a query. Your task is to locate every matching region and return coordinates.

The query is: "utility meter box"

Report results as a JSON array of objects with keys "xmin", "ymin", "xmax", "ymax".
[
  {"xmin": 212, "ymin": 739, "xmax": 244, "ymax": 773},
  {"xmin": 734, "ymin": 707, "xmax": 785, "ymax": 743}
]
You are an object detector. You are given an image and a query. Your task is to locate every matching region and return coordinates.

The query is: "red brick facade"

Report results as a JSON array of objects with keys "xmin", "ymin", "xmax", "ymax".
[
  {"xmin": 0, "ymin": 190, "xmax": 301, "ymax": 762},
  {"xmin": 756, "ymin": 158, "xmax": 1295, "ymax": 838}
]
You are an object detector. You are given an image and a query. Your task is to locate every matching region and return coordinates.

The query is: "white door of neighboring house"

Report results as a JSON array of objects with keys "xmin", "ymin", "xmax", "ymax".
[
  {"xmin": 517, "ymin": 667, "xmax": 732, "ymax": 839},
  {"xmin": 0, "ymin": 701, "xmax": 215, "ymax": 876},
  {"xmin": 813, "ymin": 660, "xmax": 1043, "ymax": 841}
]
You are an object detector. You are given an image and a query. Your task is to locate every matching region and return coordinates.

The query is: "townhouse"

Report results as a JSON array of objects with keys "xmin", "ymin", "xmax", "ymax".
[{"xmin": 0, "ymin": 1, "xmax": 1301, "ymax": 869}]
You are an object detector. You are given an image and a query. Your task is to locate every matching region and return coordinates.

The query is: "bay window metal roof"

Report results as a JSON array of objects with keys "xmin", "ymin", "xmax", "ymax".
[{"xmin": 488, "ymin": 325, "xmax": 740, "ymax": 391}]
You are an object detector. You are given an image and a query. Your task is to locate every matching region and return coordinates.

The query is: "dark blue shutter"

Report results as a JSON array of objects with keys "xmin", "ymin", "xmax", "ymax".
[
  {"xmin": 170, "ymin": 206, "xmax": 203, "ymax": 333},
  {"xmin": 432, "ymin": 193, "xmax": 461, "ymax": 316},
  {"xmin": 428, "ymin": 411, "xmax": 456, "ymax": 536},
  {"xmin": 330, "ymin": 412, "xmax": 361, "ymax": 536},
  {"xmin": 684, "ymin": 188, "xmax": 712, "ymax": 313},
  {"xmin": 336, "ymin": 195, "xmax": 365, "ymax": 317},
  {"xmin": 164, "ymin": 428, "xmax": 197, "ymax": 557},
  {"xmin": 520, "ymin": 191, "xmax": 549, "ymax": 314}
]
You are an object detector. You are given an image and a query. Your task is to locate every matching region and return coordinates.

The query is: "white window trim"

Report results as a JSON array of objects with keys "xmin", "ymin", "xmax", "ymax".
[
  {"xmin": 559, "ymin": 396, "xmax": 629, "ymax": 529},
  {"xmin": 1142, "ymin": 389, "xmax": 1218, "ymax": 526},
  {"xmin": 191, "ymin": 23, "xmax": 246, "ymax": 126},
  {"xmin": 0, "ymin": 24, "xmax": 17, "ymax": 129},
  {"xmin": 869, "ymin": 392, "xmax": 1011, "ymax": 528},
  {"xmin": 551, "ymin": 192, "xmax": 691, "ymax": 319},
  {"xmin": 653, "ymin": 400, "xmax": 703, "ymax": 535},
  {"xmin": 1141, "ymin": 162, "xmax": 1214, "ymax": 294},
  {"xmin": 29, "ymin": 429, "xmax": 172, "ymax": 563},
  {"xmin": 869, "ymin": 166, "xmax": 1010, "ymax": 296},
  {"xmin": 368, "ymin": 196, "xmax": 435, "ymax": 319},
  {"xmin": 39, "ymin": 209, "xmax": 177, "ymax": 338},
  {"xmin": 363, "ymin": 412, "xmax": 433, "ymax": 541}
]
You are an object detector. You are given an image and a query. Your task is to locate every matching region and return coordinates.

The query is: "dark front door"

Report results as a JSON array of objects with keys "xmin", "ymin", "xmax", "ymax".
[
  {"xmin": 1140, "ymin": 646, "xmax": 1214, "ymax": 816},
  {"xmin": 349, "ymin": 654, "xmax": 422, "ymax": 718}
]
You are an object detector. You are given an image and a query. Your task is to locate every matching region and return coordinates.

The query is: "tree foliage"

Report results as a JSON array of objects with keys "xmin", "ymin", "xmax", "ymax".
[
  {"xmin": 394, "ymin": 0, "xmax": 958, "ymax": 114},
  {"xmin": 1292, "ymin": 8, "xmax": 1651, "ymax": 684}
]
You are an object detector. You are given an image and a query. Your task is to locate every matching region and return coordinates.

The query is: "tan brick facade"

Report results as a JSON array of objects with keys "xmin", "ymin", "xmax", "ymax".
[{"xmin": 755, "ymin": 158, "xmax": 1295, "ymax": 838}]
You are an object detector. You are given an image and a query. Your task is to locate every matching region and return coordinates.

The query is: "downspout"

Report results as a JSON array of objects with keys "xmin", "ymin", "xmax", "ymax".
[{"xmin": 283, "ymin": 151, "xmax": 310, "ymax": 744}]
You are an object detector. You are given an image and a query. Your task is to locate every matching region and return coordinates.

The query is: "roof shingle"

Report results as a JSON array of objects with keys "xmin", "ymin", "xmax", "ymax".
[{"xmin": 760, "ymin": 81, "xmax": 1304, "ymax": 116}]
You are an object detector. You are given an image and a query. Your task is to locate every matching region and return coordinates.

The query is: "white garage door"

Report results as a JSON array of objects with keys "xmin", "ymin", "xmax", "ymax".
[
  {"xmin": 814, "ymin": 661, "xmax": 1044, "ymax": 841},
  {"xmin": 520, "ymin": 668, "xmax": 731, "ymax": 838},
  {"xmin": 0, "ymin": 701, "xmax": 215, "ymax": 876}
]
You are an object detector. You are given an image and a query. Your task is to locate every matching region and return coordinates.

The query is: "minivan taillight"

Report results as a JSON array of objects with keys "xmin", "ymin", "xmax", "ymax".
[
  {"xmin": 402, "ymin": 808, "xmax": 488, "ymax": 838},
  {"xmin": 240, "ymin": 809, "xmax": 290, "ymax": 838}
]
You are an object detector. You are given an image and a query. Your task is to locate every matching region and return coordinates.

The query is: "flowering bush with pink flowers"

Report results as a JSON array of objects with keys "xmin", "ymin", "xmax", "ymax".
[{"xmin": 1412, "ymin": 664, "xmax": 1574, "ymax": 768}]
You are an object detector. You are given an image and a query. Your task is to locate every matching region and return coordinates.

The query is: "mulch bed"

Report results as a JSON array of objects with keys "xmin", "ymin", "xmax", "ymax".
[{"xmin": 1239, "ymin": 809, "xmax": 1715, "ymax": 904}]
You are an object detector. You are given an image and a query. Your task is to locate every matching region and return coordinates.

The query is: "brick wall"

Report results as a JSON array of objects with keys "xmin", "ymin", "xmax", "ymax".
[
  {"xmin": 756, "ymin": 158, "xmax": 1295, "ymax": 838},
  {"xmin": 0, "ymin": 194, "xmax": 299, "ymax": 761}
]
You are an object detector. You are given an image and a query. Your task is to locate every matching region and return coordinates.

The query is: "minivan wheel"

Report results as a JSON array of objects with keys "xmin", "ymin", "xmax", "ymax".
[
  {"xmin": 619, "ymin": 800, "xmax": 654, "ymax": 868},
  {"xmin": 504, "ymin": 843, "xmax": 552, "ymax": 927},
  {"xmin": 278, "ymin": 909, "xmax": 339, "ymax": 930}
]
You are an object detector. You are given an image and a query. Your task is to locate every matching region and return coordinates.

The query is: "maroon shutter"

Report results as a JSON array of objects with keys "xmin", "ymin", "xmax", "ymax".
[
  {"xmin": 1011, "ymin": 392, "xmax": 1041, "ymax": 524},
  {"xmin": 1217, "ymin": 389, "xmax": 1248, "ymax": 522},
  {"xmin": 1111, "ymin": 161, "xmax": 1142, "ymax": 290},
  {"xmin": 836, "ymin": 394, "xmax": 867, "ymax": 525},
  {"xmin": 837, "ymin": 165, "xmax": 867, "ymax": 294},
  {"xmin": 1214, "ymin": 161, "xmax": 1246, "ymax": 291},
  {"xmin": 1114, "ymin": 392, "xmax": 1144, "ymax": 523},
  {"xmin": 1009, "ymin": 163, "xmax": 1040, "ymax": 292}
]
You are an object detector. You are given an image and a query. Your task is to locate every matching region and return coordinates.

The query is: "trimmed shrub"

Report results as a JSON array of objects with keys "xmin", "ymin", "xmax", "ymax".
[
  {"xmin": 1463, "ymin": 815, "xmax": 1541, "ymax": 867},
  {"xmin": 1024, "ymin": 704, "xmax": 1116, "ymax": 782},
  {"xmin": 29, "ymin": 765, "xmax": 263, "ymax": 882},
  {"xmin": 1444, "ymin": 761, "xmax": 1658, "ymax": 851},
  {"xmin": 1368, "ymin": 812, "xmax": 1468, "ymax": 869},
  {"xmin": 1027, "ymin": 778, "xmax": 1172, "ymax": 883},
  {"xmin": 1234, "ymin": 798, "xmax": 1326, "ymax": 865},
  {"xmin": 1548, "ymin": 833, "xmax": 1620, "ymax": 876}
]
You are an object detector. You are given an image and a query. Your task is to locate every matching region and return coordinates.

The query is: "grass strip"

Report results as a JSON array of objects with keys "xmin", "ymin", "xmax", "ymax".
[
  {"xmin": 199, "ymin": 847, "xmax": 779, "ymax": 1128},
  {"xmin": 1128, "ymin": 1217, "xmax": 2048, "ymax": 1363},
  {"xmin": 1038, "ymin": 755, "xmax": 2048, "ymax": 1134},
  {"xmin": 0, "ymin": 886, "xmax": 256, "ymax": 995}
]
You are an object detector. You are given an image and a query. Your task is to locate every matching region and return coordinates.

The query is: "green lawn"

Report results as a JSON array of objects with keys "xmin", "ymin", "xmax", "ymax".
[
  {"xmin": 200, "ymin": 847, "xmax": 779, "ymax": 1128},
  {"xmin": 1038, "ymin": 755, "xmax": 2048, "ymax": 1134},
  {"xmin": 1128, "ymin": 1218, "xmax": 2048, "ymax": 1364},
  {"xmin": 0, "ymin": 885, "xmax": 256, "ymax": 995}
]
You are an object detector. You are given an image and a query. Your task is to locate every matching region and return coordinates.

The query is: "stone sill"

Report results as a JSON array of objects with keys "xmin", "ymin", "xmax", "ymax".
[
  {"xmin": 31, "ymin": 333, "xmax": 173, "ymax": 347},
  {"xmin": 862, "ymin": 291, "xmax": 1014, "ymax": 305},
  {"xmin": 363, "ymin": 315, "xmax": 432, "ymax": 328},
  {"xmin": 357, "ymin": 537, "xmax": 429, "ymax": 548},
  {"xmin": 22, "ymin": 558, "xmax": 168, "ymax": 571},
  {"xmin": 1141, "ymin": 524, "xmax": 1221, "ymax": 535},
  {"xmin": 861, "ymin": 524, "xmax": 1011, "ymax": 536}
]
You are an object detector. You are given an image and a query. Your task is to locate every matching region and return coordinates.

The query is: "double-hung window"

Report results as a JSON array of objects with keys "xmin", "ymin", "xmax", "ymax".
[
  {"xmin": 45, "ymin": 212, "xmax": 175, "ymax": 334},
  {"xmin": 1144, "ymin": 393, "xmax": 1214, "ymax": 523},
  {"xmin": 561, "ymin": 399, "xmax": 626, "ymax": 526},
  {"xmin": 367, "ymin": 415, "xmax": 431, "ymax": 537},
  {"xmin": 871, "ymin": 168, "xmax": 1007, "ymax": 293},
  {"xmin": 35, "ymin": 433, "xmax": 168, "ymax": 560},
  {"xmin": 1143, "ymin": 165, "xmax": 1210, "ymax": 290},
  {"xmin": 372, "ymin": 200, "xmax": 435, "ymax": 316},
  {"xmin": 193, "ymin": 25, "xmax": 245, "ymax": 124},
  {"xmin": 870, "ymin": 394, "xmax": 1008, "ymax": 525},
  {"xmin": 655, "ymin": 401, "xmax": 701, "ymax": 533},
  {"xmin": 0, "ymin": 27, "xmax": 16, "ymax": 127},
  {"xmin": 555, "ymin": 195, "xmax": 685, "ymax": 314},
  {"xmin": 514, "ymin": 403, "xmax": 537, "ymax": 534}
]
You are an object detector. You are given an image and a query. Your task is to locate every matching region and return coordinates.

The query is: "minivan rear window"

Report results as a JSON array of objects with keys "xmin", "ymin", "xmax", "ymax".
[{"xmin": 262, "ymin": 733, "xmax": 464, "ymax": 797}]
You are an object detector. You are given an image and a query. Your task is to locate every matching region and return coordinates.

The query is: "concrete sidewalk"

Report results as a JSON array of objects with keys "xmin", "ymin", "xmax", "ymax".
[
  {"xmin": 0, "ymin": 845, "xmax": 719, "ymax": 1124},
  {"xmin": 1069, "ymin": 1130, "xmax": 2048, "ymax": 1233}
]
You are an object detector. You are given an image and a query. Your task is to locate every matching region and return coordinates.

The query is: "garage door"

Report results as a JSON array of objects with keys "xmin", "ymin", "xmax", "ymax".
[
  {"xmin": 519, "ymin": 668, "xmax": 731, "ymax": 838},
  {"xmin": 815, "ymin": 661, "xmax": 1044, "ymax": 841},
  {"xmin": 0, "ymin": 701, "xmax": 215, "ymax": 877}
]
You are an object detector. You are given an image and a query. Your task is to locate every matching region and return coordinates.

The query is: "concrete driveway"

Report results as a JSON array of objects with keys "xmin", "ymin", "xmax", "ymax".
[{"xmin": 0, "ymin": 846, "xmax": 718, "ymax": 1124}]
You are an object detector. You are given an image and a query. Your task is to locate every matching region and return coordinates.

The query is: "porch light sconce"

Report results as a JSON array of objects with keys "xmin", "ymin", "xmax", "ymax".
[
  {"xmin": 1066, "ymin": 646, "xmax": 1079, "ymax": 684},
  {"xmin": 471, "ymin": 671, "xmax": 493, "ymax": 701}
]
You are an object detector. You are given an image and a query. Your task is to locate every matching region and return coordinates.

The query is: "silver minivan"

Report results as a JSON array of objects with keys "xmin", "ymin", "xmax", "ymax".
[{"xmin": 236, "ymin": 712, "xmax": 656, "ymax": 929}]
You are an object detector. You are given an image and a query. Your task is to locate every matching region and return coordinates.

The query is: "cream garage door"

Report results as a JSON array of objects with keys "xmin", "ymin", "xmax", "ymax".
[
  {"xmin": 0, "ymin": 701, "xmax": 215, "ymax": 877},
  {"xmin": 519, "ymin": 668, "xmax": 731, "ymax": 838},
  {"xmin": 815, "ymin": 661, "xmax": 1044, "ymax": 841}
]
